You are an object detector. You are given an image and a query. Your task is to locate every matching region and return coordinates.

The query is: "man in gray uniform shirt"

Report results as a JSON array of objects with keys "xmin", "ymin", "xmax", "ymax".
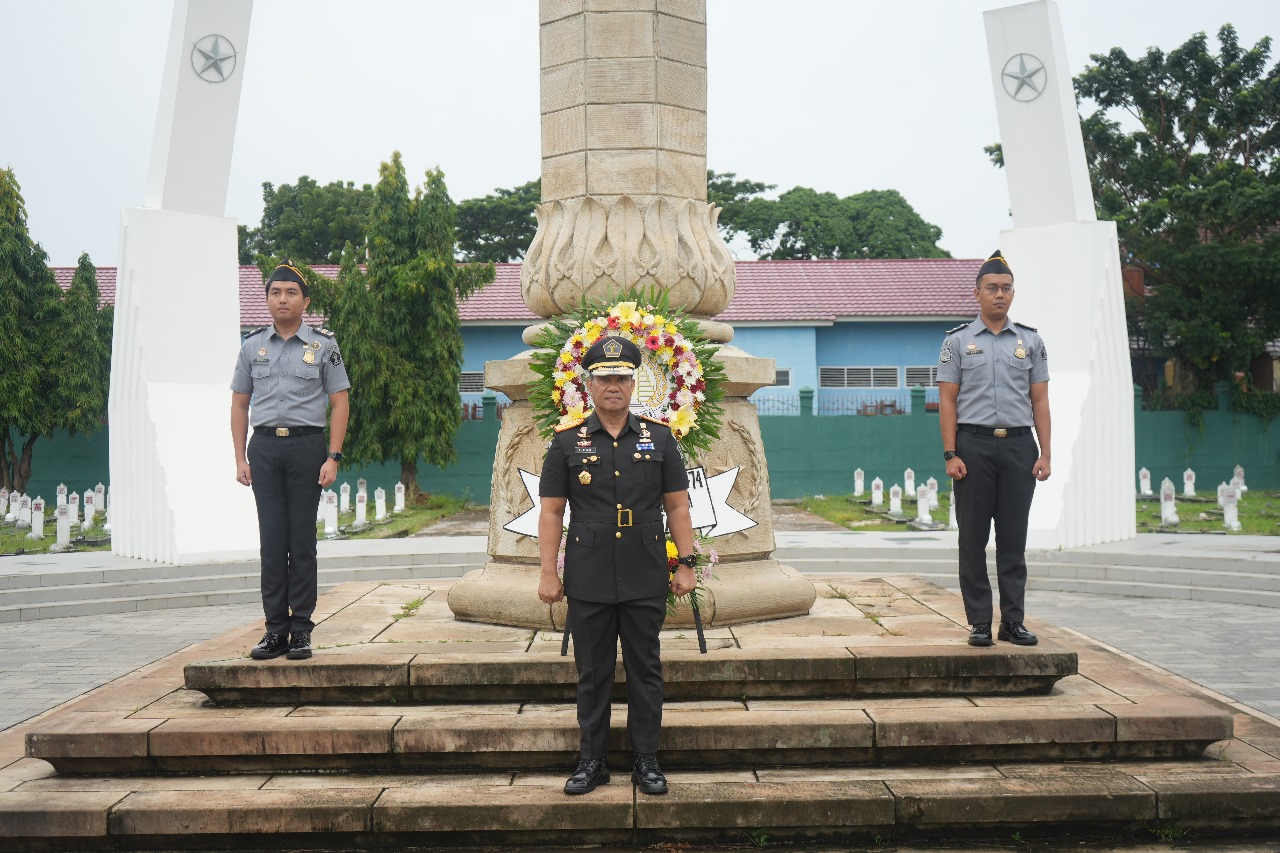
[
  {"xmin": 231, "ymin": 263, "xmax": 350, "ymax": 661},
  {"xmin": 937, "ymin": 250, "xmax": 1051, "ymax": 648}
]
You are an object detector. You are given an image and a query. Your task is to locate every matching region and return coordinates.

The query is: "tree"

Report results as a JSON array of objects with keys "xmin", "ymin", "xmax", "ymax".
[
  {"xmin": 707, "ymin": 169, "xmax": 774, "ymax": 241},
  {"xmin": 239, "ymin": 177, "xmax": 374, "ymax": 266},
  {"xmin": 733, "ymin": 186, "xmax": 951, "ymax": 260},
  {"xmin": 316, "ymin": 152, "xmax": 495, "ymax": 493},
  {"xmin": 455, "ymin": 179, "xmax": 541, "ymax": 262},
  {"xmin": 0, "ymin": 170, "xmax": 112, "ymax": 494},
  {"xmin": 989, "ymin": 25, "xmax": 1280, "ymax": 389}
]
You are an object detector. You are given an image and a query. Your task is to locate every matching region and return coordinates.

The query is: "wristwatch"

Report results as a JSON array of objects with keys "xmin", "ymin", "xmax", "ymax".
[
  {"xmin": 328, "ymin": 451, "xmax": 343, "ymax": 462},
  {"xmin": 943, "ymin": 451, "xmax": 957, "ymax": 461},
  {"xmin": 678, "ymin": 553, "xmax": 699, "ymax": 569}
]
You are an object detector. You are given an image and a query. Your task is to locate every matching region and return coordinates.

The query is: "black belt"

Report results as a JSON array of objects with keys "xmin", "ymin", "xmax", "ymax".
[
  {"xmin": 571, "ymin": 510, "xmax": 663, "ymax": 528},
  {"xmin": 253, "ymin": 426, "xmax": 323, "ymax": 437},
  {"xmin": 958, "ymin": 424, "xmax": 1031, "ymax": 438}
]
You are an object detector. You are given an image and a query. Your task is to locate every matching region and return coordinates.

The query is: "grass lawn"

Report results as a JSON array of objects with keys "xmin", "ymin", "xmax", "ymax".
[
  {"xmin": 801, "ymin": 490, "xmax": 1280, "ymax": 536},
  {"xmin": 0, "ymin": 516, "xmax": 111, "ymax": 556}
]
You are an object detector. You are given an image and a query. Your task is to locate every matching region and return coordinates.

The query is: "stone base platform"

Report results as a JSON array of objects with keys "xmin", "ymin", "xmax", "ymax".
[{"xmin": 5, "ymin": 575, "xmax": 1280, "ymax": 851}]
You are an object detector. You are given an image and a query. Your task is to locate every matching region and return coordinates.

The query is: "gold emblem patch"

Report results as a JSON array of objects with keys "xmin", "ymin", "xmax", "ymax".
[
  {"xmin": 1014, "ymin": 339, "xmax": 1026, "ymax": 359},
  {"xmin": 578, "ymin": 470, "xmax": 592, "ymax": 485},
  {"xmin": 303, "ymin": 350, "xmax": 316, "ymax": 364},
  {"xmin": 603, "ymin": 338, "xmax": 623, "ymax": 358}
]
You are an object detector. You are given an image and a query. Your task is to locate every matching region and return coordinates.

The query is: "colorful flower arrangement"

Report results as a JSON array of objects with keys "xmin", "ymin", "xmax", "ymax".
[{"xmin": 529, "ymin": 289, "xmax": 725, "ymax": 457}]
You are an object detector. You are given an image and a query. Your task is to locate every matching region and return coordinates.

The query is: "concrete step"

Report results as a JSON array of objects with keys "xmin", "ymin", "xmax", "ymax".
[
  {"xmin": 24, "ymin": 694, "xmax": 1230, "ymax": 776},
  {"xmin": 184, "ymin": 643, "xmax": 1078, "ymax": 705},
  {"xmin": 5, "ymin": 766, "xmax": 1278, "ymax": 851}
]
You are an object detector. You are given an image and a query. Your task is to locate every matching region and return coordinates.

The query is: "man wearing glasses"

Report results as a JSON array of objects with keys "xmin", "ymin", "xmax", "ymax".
[{"xmin": 936, "ymin": 250, "xmax": 1051, "ymax": 648}]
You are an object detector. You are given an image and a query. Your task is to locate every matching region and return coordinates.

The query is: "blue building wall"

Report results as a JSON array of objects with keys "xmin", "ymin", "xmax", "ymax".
[
  {"xmin": 814, "ymin": 321, "xmax": 955, "ymax": 378},
  {"xmin": 730, "ymin": 326, "xmax": 817, "ymax": 394},
  {"xmin": 460, "ymin": 325, "xmax": 526, "ymax": 404}
]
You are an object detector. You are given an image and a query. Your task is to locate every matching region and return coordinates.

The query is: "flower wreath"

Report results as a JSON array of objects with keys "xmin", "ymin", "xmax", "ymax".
[{"xmin": 529, "ymin": 289, "xmax": 725, "ymax": 457}]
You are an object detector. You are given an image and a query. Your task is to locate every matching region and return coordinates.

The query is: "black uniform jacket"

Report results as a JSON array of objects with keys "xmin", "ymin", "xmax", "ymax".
[{"xmin": 540, "ymin": 411, "xmax": 690, "ymax": 603}]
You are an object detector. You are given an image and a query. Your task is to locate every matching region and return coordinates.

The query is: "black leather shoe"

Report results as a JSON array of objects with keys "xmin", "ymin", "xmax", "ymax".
[
  {"xmin": 968, "ymin": 623, "xmax": 994, "ymax": 647},
  {"xmin": 998, "ymin": 621, "xmax": 1038, "ymax": 645},
  {"xmin": 564, "ymin": 759, "xmax": 609, "ymax": 795},
  {"xmin": 286, "ymin": 631, "xmax": 313, "ymax": 660},
  {"xmin": 632, "ymin": 752, "xmax": 668, "ymax": 795},
  {"xmin": 250, "ymin": 632, "xmax": 288, "ymax": 659}
]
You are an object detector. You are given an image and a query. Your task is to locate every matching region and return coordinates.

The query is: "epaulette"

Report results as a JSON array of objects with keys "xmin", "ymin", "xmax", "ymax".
[
  {"xmin": 945, "ymin": 322, "xmax": 969, "ymax": 335},
  {"xmin": 241, "ymin": 325, "xmax": 267, "ymax": 340},
  {"xmin": 554, "ymin": 416, "xmax": 587, "ymax": 433},
  {"xmin": 1013, "ymin": 321, "xmax": 1038, "ymax": 333},
  {"xmin": 310, "ymin": 325, "xmax": 336, "ymax": 338},
  {"xmin": 640, "ymin": 414, "xmax": 670, "ymax": 427}
]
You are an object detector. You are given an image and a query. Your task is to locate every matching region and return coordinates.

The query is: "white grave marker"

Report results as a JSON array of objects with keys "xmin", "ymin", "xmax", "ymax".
[
  {"xmin": 889, "ymin": 484, "xmax": 903, "ymax": 516},
  {"xmin": 339, "ymin": 482, "xmax": 351, "ymax": 513},
  {"xmin": 5, "ymin": 490, "xmax": 18, "ymax": 522},
  {"xmin": 1223, "ymin": 489, "xmax": 1241, "ymax": 531},
  {"xmin": 1230, "ymin": 475, "xmax": 1243, "ymax": 501},
  {"xmin": 357, "ymin": 478, "xmax": 367, "ymax": 497},
  {"xmin": 83, "ymin": 490, "xmax": 96, "ymax": 526},
  {"xmin": 926, "ymin": 477, "xmax": 940, "ymax": 510},
  {"xmin": 374, "ymin": 487, "xmax": 387, "ymax": 521},
  {"xmin": 102, "ymin": 486, "xmax": 111, "ymax": 532},
  {"xmin": 1183, "ymin": 469, "xmax": 1195, "ymax": 497},
  {"xmin": 56, "ymin": 483, "xmax": 67, "ymax": 505},
  {"xmin": 948, "ymin": 488, "xmax": 958, "ymax": 530},
  {"xmin": 29, "ymin": 497, "xmax": 44, "ymax": 540},
  {"xmin": 916, "ymin": 486, "xmax": 931, "ymax": 523},
  {"xmin": 1159, "ymin": 478, "xmax": 1179, "ymax": 526},
  {"xmin": 1138, "ymin": 467, "xmax": 1152, "ymax": 496},
  {"xmin": 1234, "ymin": 464, "xmax": 1248, "ymax": 493},
  {"xmin": 903, "ymin": 468, "xmax": 916, "ymax": 499},
  {"xmin": 394, "ymin": 482, "xmax": 406, "ymax": 513},
  {"xmin": 853, "ymin": 468, "xmax": 864, "ymax": 497},
  {"xmin": 871, "ymin": 477, "xmax": 884, "ymax": 507},
  {"xmin": 323, "ymin": 490, "xmax": 339, "ymax": 538},
  {"xmin": 56, "ymin": 504, "xmax": 71, "ymax": 547},
  {"xmin": 68, "ymin": 492, "xmax": 80, "ymax": 527},
  {"xmin": 354, "ymin": 490, "xmax": 367, "ymax": 528},
  {"xmin": 0, "ymin": 488, "xmax": 8, "ymax": 513},
  {"xmin": 1217, "ymin": 482, "xmax": 1229, "ymax": 509},
  {"xmin": 17, "ymin": 495, "xmax": 31, "ymax": 529}
]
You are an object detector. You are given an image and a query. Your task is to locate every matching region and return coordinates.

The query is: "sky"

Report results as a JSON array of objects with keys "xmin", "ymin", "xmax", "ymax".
[{"xmin": 1, "ymin": 0, "xmax": 1274, "ymax": 267}]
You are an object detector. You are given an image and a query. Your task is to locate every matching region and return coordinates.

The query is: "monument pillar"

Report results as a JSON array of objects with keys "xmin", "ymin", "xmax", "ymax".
[
  {"xmin": 448, "ymin": 0, "xmax": 816, "ymax": 628},
  {"xmin": 109, "ymin": 0, "xmax": 258, "ymax": 562},
  {"xmin": 984, "ymin": 0, "xmax": 1136, "ymax": 547}
]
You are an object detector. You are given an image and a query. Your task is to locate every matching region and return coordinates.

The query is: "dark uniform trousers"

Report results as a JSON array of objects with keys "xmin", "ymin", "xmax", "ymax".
[
  {"xmin": 953, "ymin": 430, "xmax": 1038, "ymax": 625},
  {"xmin": 247, "ymin": 432, "xmax": 326, "ymax": 636}
]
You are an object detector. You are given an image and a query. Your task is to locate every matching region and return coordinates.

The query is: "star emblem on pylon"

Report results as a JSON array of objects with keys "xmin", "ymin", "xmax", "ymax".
[
  {"xmin": 1001, "ymin": 53, "xmax": 1046, "ymax": 102},
  {"xmin": 191, "ymin": 34, "xmax": 238, "ymax": 83}
]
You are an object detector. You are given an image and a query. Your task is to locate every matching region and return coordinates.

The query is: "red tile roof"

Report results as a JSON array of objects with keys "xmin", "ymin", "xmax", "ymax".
[{"xmin": 54, "ymin": 258, "xmax": 981, "ymax": 326}]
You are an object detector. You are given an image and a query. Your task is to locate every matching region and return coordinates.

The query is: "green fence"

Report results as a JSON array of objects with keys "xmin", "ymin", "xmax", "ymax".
[{"xmin": 18, "ymin": 386, "xmax": 1279, "ymax": 504}]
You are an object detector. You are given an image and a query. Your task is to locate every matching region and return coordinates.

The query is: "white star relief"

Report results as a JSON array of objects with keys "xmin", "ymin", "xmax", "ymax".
[
  {"xmin": 193, "ymin": 35, "xmax": 236, "ymax": 82},
  {"xmin": 1003, "ymin": 54, "xmax": 1045, "ymax": 100}
]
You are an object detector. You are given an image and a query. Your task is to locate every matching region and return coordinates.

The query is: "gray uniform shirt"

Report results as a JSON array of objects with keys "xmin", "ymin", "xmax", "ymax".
[
  {"xmin": 936, "ymin": 317, "xmax": 1048, "ymax": 427},
  {"xmin": 231, "ymin": 324, "xmax": 351, "ymax": 428}
]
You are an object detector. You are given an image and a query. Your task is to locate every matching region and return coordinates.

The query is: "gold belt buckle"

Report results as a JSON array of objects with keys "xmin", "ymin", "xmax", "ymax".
[
  {"xmin": 275, "ymin": 427, "xmax": 290, "ymax": 437},
  {"xmin": 993, "ymin": 428, "xmax": 1008, "ymax": 438},
  {"xmin": 617, "ymin": 508, "xmax": 633, "ymax": 527}
]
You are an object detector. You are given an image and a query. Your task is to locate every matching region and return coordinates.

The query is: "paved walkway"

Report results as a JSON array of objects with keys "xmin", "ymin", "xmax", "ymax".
[{"xmin": 2, "ymin": 581, "xmax": 1278, "ymax": 732}]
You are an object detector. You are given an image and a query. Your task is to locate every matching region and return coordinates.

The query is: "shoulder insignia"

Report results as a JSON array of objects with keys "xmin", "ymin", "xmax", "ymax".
[
  {"xmin": 310, "ymin": 325, "xmax": 336, "ymax": 338},
  {"xmin": 1013, "ymin": 321, "xmax": 1038, "ymax": 333},
  {"xmin": 554, "ymin": 417, "xmax": 587, "ymax": 433},
  {"xmin": 639, "ymin": 415, "xmax": 670, "ymax": 428},
  {"xmin": 945, "ymin": 323, "xmax": 969, "ymax": 336},
  {"xmin": 241, "ymin": 325, "xmax": 267, "ymax": 341}
]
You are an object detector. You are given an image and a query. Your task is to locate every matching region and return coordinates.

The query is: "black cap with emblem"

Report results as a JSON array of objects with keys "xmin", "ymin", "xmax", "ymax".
[
  {"xmin": 582, "ymin": 335, "xmax": 641, "ymax": 376},
  {"xmin": 266, "ymin": 261, "xmax": 309, "ymax": 297},
  {"xmin": 976, "ymin": 249, "xmax": 1013, "ymax": 284}
]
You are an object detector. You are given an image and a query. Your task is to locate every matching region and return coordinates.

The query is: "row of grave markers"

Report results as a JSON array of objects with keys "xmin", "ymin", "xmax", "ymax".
[
  {"xmin": 1, "ymin": 483, "xmax": 109, "ymax": 550},
  {"xmin": 1144, "ymin": 466, "xmax": 1252, "ymax": 532},
  {"xmin": 317, "ymin": 480, "xmax": 408, "ymax": 538},
  {"xmin": 851, "ymin": 469, "xmax": 957, "ymax": 530}
]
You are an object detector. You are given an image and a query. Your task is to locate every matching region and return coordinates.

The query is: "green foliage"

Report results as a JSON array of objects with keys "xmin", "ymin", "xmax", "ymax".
[
  {"xmin": 318, "ymin": 153, "xmax": 495, "ymax": 493},
  {"xmin": 1230, "ymin": 380, "xmax": 1280, "ymax": 421},
  {"xmin": 0, "ymin": 170, "xmax": 111, "ymax": 493},
  {"xmin": 716, "ymin": 178, "xmax": 951, "ymax": 260},
  {"xmin": 239, "ymin": 176, "xmax": 374, "ymax": 265},
  {"xmin": 1144, "ymin": 388, "xmax": 1216, "ymax": 413},
  {"xmin": 455, "ymin": 179, "xmax": 540, "ymax": 262},
  {"xmin": 1028, "ymin": 25, "xmax": 1279, "ymax": 389}
]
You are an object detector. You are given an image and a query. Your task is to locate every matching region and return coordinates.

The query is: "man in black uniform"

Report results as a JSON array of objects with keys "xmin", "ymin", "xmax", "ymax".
[
  {"xmin": 537, "ymin": 335, "xmax": 698, "ymax": 796},
  {"xmin": 231, "ymin": 263, "xmax": 350, "ymax": 661},
  {"xmin": 938, "ymin": 250, "xmax": 1051, "ymax": 648}
]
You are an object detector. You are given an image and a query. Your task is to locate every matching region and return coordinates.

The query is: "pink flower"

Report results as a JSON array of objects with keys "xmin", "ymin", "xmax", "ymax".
[{"xmin": 645, "ymin": 334, "xmax": 662, "ymax": 350}]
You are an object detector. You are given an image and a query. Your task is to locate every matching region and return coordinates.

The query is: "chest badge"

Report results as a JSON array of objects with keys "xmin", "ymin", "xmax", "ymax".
[
  {"xmin": 1014, "ymin": 339, "xmax": 1027, "ymax": 359},
  {"xmin": 310, "ymin": 340, "xmax": 322, "ymax": 350},
  {"xmin": 966, "ymin": 343, "xmax": 980, "ymax": 354},
  {"xmin": 578, "ymin": 425, "xmax": 590, "ymax": 438},
  {"xmin": 257, "ymin": 347, "xmax": 267, "ymax": 357},
  {"xmin": 302, "ymin": 350, "xmax": 316, "ymax": 365},
  {"xmin": 578, "ymin": 469, "xmax": 592, "ymax": 485}
]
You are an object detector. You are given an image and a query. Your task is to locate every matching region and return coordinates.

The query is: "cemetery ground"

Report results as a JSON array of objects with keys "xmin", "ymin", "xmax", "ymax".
[{"xmin": 801, "ymin": 492, "xmax": 1280, "ymax": 536}]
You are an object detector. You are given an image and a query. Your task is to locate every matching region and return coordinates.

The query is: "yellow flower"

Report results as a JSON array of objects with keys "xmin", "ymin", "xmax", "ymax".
[
  {"xmin": 668, "ymin": 406, "xmax": 697, "ymax": 438},
  {"xmin": 665, "ymin": 540, "xmax": 679, "ymax": 560},
  {"xmin": 610, "ymin": 301, "xmax": 642, "ymax": 328},
  {"xmin": 664, "ymin": 323, "xmax": 678, "ymax": 336},
  {"xmin": 557, "ymin": 403, "xmax": 588, "ymax": 428}
]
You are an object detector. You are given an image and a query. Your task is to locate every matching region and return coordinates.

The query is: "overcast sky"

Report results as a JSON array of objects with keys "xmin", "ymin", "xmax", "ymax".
[{"xmin": 1, "ymin": 0, "xmax": 1273, "ymax": 267}]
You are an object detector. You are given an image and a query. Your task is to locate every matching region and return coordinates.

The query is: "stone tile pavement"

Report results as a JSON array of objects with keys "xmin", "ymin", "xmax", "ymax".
[{"xmin": 1, "ymin": 586, "xmax": 1278, "ymax": 733}]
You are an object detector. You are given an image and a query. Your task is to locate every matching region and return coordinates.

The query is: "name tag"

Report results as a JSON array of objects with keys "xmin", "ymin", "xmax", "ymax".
[
  {"xmin": 252, "ymin": 357, "xmax": 270, "ymax": 364},
  {"xmin": 575, "ymin": 447, "xmax": 597, "ymax": 454},
  {"xmin": 636, "ymin": 442, "xmax": 655, "ymax": 451}
]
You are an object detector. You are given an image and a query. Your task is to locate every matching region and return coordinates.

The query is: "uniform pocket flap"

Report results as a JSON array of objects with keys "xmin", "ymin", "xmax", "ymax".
[
  {"xmin": 296, "ymin": 366, "xmax": 321, "ymax": 380},
  {"xmin": 569, "ymin": 527, "xmax": 595, "ymax": 547},
  {"xmin": 960, "ymin": 354, "xmax": 987, "ymax": 369},
  {"xmin": 566, "ymin": 454, "xmax": 599, "ymax": 467},
  {"xmin": 640, "ymin": 519, "xmax": 665, "ymax": 545},
  {"xmin": 250, "ymin": 365, "xmax": 270, "ymax": 379},
  {"xmin": 1009, "ymin": 357, "xmax": 1033, "ymax": 370}
]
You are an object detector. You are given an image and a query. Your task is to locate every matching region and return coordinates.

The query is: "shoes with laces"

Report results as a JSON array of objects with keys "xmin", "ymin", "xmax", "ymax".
[
  {"xmin": 998, "ymin": 621, "xmax": 1038, "ymax": 645},
  {"xmin": 968, "ymin": 623, "xmax": 994, "ymax": 647},
  {"xmin": 564, "ymin": 758, "xmax": 609, "ymax": 795},
  {"xmin": 632, "ymin": 752, "xmax": 668, "ymax": 795},
  {"xmin": 286, "ymin": 631, "xmax": 313, "ymax": 660},
  {"xmin": 250, "ymin": 632, "xmax": 288, "ymax": 660}
]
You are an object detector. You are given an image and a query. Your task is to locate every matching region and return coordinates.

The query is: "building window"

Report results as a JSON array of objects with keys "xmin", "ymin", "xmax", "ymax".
[
  {"xmin": 818, "ymin": 366, "xmax": 899, "ymax": 388},
  {"xmin": 904, "ymin": 366, "xmax": 939, "ymax": 388},
  {"xmin": 458, "ymin": 372, "xmax": 485, "ymax": 393},
  {"xmin": 772, "ymin": 368, "xmax": 792, "ymax": 387}
]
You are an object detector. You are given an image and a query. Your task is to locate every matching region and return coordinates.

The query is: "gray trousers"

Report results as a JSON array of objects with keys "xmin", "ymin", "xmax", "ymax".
[
  {"xmin": 247, "ymin": 432, "xmax": 325, "ymax": 636},
  {"xmin": 953, "ymin": 430, "xmax": 1038, "ymax": 624},
  {"xmin": 569, "ymin": 595, "xmax": 666, "ymax": 760}
]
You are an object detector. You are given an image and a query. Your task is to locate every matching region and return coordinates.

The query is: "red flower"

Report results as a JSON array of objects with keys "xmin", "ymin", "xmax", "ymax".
[
  {"xmin": 663, "ymin": 334, "xmax": 675, "ymax": 347},
  {"xmin": 670, "ymin": 401, "xmax": 681, "ymax": 410},
  {"xmin": 692, "ymin": 379, "xmax": 705, "ymax": 392},
  {"xmin": 607, "ymin": 316, "xmax": 620, "ymax": 329},
  {"xmin": 673, "ymin": 373, "xmax": 685, "ymax": 388},
  {"xmin": 645, "ymin": 334, "xmax": 662, "ymax": 350}
]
